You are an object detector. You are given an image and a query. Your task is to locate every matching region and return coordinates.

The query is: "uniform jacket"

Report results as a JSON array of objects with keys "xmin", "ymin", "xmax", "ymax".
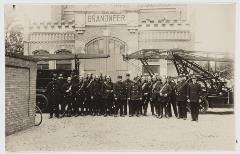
[
  {"xmin": 72, "ymin": 81, "xmax": 86, "ymax": 97},
  {"xmin": 123, "ymin": 79, "xmax": 133, "ymax": 98},
  {"xmin": 85, "ymin": 79, "xmax": 94, "ymax": 95},
  {"xmin": 142, "ymin": 81, "xmax": 152, "ymax": 96},
  {"xmin": 57, "ymin": 79, "xmax": 65, "ymax": 94},
  {"xmin": 113, "ymin": 81, "xmax": 126, "ymax": 100},
  {"xmin": 46, "ymin": 80, "xmax": 61, "ymax": 97},
  {"xmin": 90, "ymin": 80, "xmax": 102, "ymax": 98},
  {"xmin": 151, "ymin": 81, "xmax": 162, "ymax": 100},
  {"xmin": 102, "ymin": 81, "xmax": 114, "ymax": 99},
  {"xmin": 187, "ymin": 82, "xmax": 202, "ymax": 102},
  {"xmin": 62, "ymin": 82, "xmax": 73, "ymax": 96},
  {"xmin": 175, "ymin": 80, "xmax": 188, "ymax": 101},
  {"xmin": 160, "ymin": 82, "xmax": 172, "ymax": 96},
  {"xmin": 129, "ymin": 82, "xmax": 142, "ymax": 100},
  {"xmin": 169, "ymin": 81, "xmax": 176, "ymax": 95}
]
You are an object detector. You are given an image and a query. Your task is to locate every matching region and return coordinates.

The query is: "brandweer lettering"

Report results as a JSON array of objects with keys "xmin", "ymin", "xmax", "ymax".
[{"xmin": 87, "ymin": 14, "xmax": 126, "ymax": 23}]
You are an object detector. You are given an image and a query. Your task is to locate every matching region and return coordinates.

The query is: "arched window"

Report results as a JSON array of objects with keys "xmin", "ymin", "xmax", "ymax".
[
  {"xmin": 55, "ymin": 49, "xmax": 72, "ymax": 70},
  {"xmin": 33, "ymin": 49, "xmax": 49, "ymax": 70},
  {"xmin": 85, "ymin": 37, "xmax": 126, "ymax": 55},
  {"xmin": 84, "ymin": 37, "xmax": 128, "ymax": 81}
]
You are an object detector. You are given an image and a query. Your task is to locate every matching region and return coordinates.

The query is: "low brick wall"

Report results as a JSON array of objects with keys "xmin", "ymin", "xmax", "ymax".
[{"xmin": 5, "ymin": 53, "xmax": 37, "ymax": 136}]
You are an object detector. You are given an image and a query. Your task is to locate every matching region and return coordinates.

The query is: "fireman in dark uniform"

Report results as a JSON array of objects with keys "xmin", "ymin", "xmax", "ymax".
[
  {"xmin": 175, "ymin": 76, "xmax": 188, "ymax": 120},
  {"xmin": 99, "ymin": 73, "xmax": 105, "ymax": 115},
  {"xmin": 187, "ymin": 78, "xmax": 202, "ymax": 121},
  {"xmin": 71, "ymin": 75, "xmax": 79, "ymax": 116},
  {"xmin": 123, "ymin": 73, "xmax": 133, "ymax": 115},
  {"xmin": 62, "ymin": 77, "xmax": 73, "ymax": 117},
  {"xmin": 57, "ymin": 73, "xmax": 65, "ymax": 115},
  {"xmin": 90, "ymin": 75, "xmax": 102, "ymax": 116},
  {"xmin": 150, "ymin": 75, "xmax": 160, "ymax": 116},
  {"xmin": 113, "ymin": 75, "xmax": 125, "ymax": 117},
  {"xmin": 167, "ymin": 77, "xmax": 178, "ymax": 117},
  {"xmin": 102, "ymin": 75, "xmax": 114, "ymax": 116},
  {"xmin": 139, "ymin": 76, "xmax": 147, "ymax": 115},
  {"xmin": 73, "ymin": 75, "xmax": 86, "ymax": 116},
  {"xmin": 46, "ymin": 74, "xmax": 61, "ymax": 118},
  {"xmin": 85, "ymin": 73, "xmax": 94, "ymax": 115},
  {"xmin": 159, "ymin": 77, "xmax": 172, "ymax": 118},
  {"xmin": 129, "ymin": 77, "xmax": 143, "ymax": 117},
  {"xmin": 142, "ymin": 76, "xmax": 152, "ymax": 116}
]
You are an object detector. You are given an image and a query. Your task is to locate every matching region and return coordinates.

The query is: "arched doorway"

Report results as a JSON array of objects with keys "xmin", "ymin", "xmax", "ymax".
[{"xmin": 84, "ymin": 36, "xmax": 128, "ymax": 81}]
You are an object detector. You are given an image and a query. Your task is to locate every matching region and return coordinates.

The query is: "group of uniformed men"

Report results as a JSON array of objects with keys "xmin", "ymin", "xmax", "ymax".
[{"xmin": 46, "ymin": 72, "xmax": 202, "ymax": 122}]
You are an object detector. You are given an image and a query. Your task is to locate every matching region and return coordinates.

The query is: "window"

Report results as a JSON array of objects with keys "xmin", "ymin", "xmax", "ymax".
[
  {"xmin": 85, "ymin": 37, "xmax": 126, "ymax": 55},
  {"xmin": 55, "ymin": 49, "xmax": 72, "ymax": 70},
  {"xmin": 56, "ymin": 64, "xmax": 72, "ymax": 70},
  {"xmin": 37, "ymin": 64, "xmax": 49, "ymax": 70},
  {"xmin": 33, "ymin": 49, "xmax": 49, "ymax": 70}
]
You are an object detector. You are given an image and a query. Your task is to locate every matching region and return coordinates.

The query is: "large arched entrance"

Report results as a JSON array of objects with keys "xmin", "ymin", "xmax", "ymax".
[{"xmin": 84, "ymin": 36, "xmax": 128, "ymax": 81}]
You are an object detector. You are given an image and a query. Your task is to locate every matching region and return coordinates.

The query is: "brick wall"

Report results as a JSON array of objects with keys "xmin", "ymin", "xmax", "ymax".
[{"xmin": 5, "ymin": 53, "xmax": 37, "ymax": 136}]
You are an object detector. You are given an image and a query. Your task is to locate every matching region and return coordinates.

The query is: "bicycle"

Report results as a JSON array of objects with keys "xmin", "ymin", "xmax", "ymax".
[{"xmin": 35, "ymin": 105, "xmax": 43, "ymax": 126}]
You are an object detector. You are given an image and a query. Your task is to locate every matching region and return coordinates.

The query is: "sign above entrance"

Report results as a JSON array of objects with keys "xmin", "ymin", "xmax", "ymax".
[{"xmin": 86, "ymin": 14, "xmax": 127, "ymax": 25}]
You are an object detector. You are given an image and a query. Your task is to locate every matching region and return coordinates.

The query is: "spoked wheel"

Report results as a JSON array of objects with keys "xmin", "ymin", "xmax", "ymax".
[
  {"xmin": 36, "ymin": 94, "xmax": 48, "ymax": 113},
  {"xmin": 35, "ymin": 105, "xmax": 42, "ymax": 126},
  {"xmin": 199, "ymin": 98, "xmax": 209, "ymax": 113}
]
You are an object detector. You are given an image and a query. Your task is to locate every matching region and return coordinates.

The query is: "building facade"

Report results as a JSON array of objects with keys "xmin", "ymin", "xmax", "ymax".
[{"xmin": 24, "ymin": 4, "xmax": 193, "ymax": 81}]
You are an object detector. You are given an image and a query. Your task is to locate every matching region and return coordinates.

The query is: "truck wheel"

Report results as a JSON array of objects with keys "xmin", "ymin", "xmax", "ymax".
[
  {"xmin": 36, "ymin": 94, "xmax": 48, "ymax": 113},
  {"xmin": 199, "ymin": 98, "xmax": 209, "ymax": 113}
]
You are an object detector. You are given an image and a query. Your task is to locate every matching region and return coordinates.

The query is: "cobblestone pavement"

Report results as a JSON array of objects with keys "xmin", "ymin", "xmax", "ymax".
[{"xmin": 5, "ymin": 108, "xmax": 235, "ymax": 152}]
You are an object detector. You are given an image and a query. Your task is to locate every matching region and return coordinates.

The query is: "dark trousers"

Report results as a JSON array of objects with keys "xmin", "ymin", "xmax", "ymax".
[
  {"xmin": 168, "ymin": 97, "xmax": 178, "ymax": 117},
  {"xmin": 85, "ymin": 96, "xmax": 91, "ymax": 114},
  {"xmin": 92, "ymin": 96, "xmax": 100, "ymax": 115},
  {"xmin": 190, "ymin": 102, "xmax": 199, "ymax": 121},
  {"xmin": 142, "ymin": 95, "xmax": 149, "ymax": 115},
  {"xmin": 75, "ymin": 95, "xmax": 84, "ymax": 114},
  {"xmin": 155, "ymin": 101, "xmax": 162, "ymax": 117},
  {"xmin": 128, "ymin": 100, "xmax": 133, "ymax": 116},
  {"xmin": 99, "ymin": 99, "xmax": 105, "ymax": 115},
  {"xmin": 49, "ymin": 96, "xmax": 59, "ymax": 117},
  {"xmin": 150, "ymin": 100, "xmax": 155, "ymax": 115},
  {"xmin": 64, "ymin": 94, "xmax": 73, "ymax": 116},
  {"xmin": 177, "ymin": 101, "xmax": 187, "ymax": 118},
  {"xmin": 123, "ymin": 100, "xmax": 128, "ymax": 115},
  {"xmin": 114, "ymin": 99, "xmax": 124, "ymax": 115},
  {"xmin": 159, "ymin": 97, "xmax": 169, "ymax": 117},
  {"xmin": 61, "ymin": 99, "xmax": 67, "ymax": 114},
  {"xmin": 131, "ymin": 100, "xmax": 140, "ymax": 115},
  {"xmin": 140, "ymin": 101, "xmax": 144, "ymax": 114},
  {"xmin": 104, "ymin": 98, "xmax": 113, "ymax": 115},
  {"xmin": 58, "ymin": 94, "xmax": 64, "ymax": 114}
]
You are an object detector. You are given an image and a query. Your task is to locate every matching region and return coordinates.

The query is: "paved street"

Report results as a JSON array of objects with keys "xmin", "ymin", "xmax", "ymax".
[{"xmin": 6, "ymin": 108, "xmax": 235, "ymax": 151}]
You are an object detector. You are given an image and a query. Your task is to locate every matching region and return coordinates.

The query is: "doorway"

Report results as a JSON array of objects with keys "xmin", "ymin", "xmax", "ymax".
[{"xmin": 84, "ymin": 36, "xmax": 128, "ymax": 82}]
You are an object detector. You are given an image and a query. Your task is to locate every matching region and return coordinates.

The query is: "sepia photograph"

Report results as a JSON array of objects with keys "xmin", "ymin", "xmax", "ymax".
[{"xmin": 3, "ymin": 1, "xmax": 238, "ymax": 152}]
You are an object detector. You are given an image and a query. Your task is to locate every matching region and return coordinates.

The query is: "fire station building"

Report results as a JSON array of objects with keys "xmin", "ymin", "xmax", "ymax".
[{"xmin": 24, "ymin": 5, "xmax": 193, "ymax": 81}]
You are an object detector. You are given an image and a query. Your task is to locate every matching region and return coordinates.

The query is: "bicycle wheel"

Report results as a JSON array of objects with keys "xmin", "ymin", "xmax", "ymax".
[{"xmin": 35, "ymin": 105, "xmax": 42, "ymax": 126}]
